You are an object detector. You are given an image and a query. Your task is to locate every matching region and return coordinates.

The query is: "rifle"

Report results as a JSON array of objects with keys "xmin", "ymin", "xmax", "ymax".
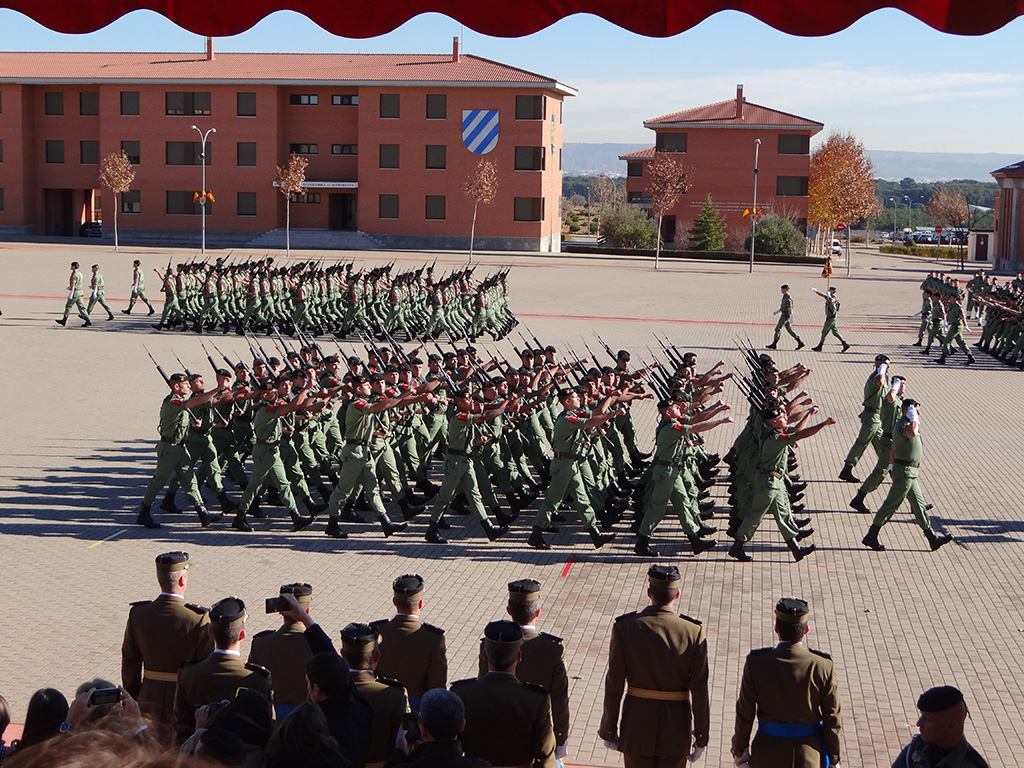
[
  {"xmin": 200, "ymin": 341, "xmax": 220, "ymax": 374},
  {"xmin": 270, "ymin": 326, "xmax": 296, "ymax": 371},
  {"xmin": 211, "ymin": 341, "xmax": 240, "ymax": 372},
  {"xmin": 143, "ymin": 345, "xmax": 171, "ymax": 386},
  {"xmin": 594, "ymin": 334, "xmax": 618, "ymax": 363},
  {"xmin": 170, "ymin": 349, "xmax": 193, "ymax": 377},
  {"xmin": 381, "ymin": 327, "xmax": 410, "ymax": 364}
]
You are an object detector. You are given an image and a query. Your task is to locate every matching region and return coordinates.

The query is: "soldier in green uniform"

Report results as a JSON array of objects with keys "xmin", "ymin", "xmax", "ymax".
[
  {"xmin": 452, "ymin": 620, "xmax": 556, "ymax": 768},
  {"xmin": 838, "ymin": 355, "xmax": 890, "ymax": 484},
  {"xmin": 371, "ymin": 574, "xmax": 448, "ymax": 711},
  {"xmin": 57, "ymin": 260, "xmax": 90, "ymax": 327},
  {"xmin": 849, "ymin": 375, "xmax": 905, "ymax": 516},
  {"xmin": 123, "ymin": 259, "xmax": 156, "ymax": 315},
  {"xmin": 172, "ymin": 597, "xmax": 273, "ymax": 745},
  {"xmin": 862, "ymin": 398, "xmax": 953, "ymax": 553},
  {"xmin": 810, "ymin": 286, "xmax": 850, "ymax": 352},
  {"xmin": 731, "ymin": 598, "xmax": 841, "ymax": 768},
  {"xmin": 599, "ymin": 565, "xmax": 710, "ymax": 768},
  {"xmin": 937, "ymin": 288, "xmax": 976, "ymax": 365},
  {"xmin": 248, "ymin": 582, "xmax": 315, "ymax": 719},
  {"xmin": 767, "ymin": 284, "xmax": 804, "ymax": 350},
  {"xmin": 892, "ymin": 686, "xmax": 989, "ymax": 768},
  {"xmin": 85, "ymin": 263, "xmax": 115, "ymax": 321},
  {"xmin": 121, "ymin": 551, "xmax": 213, "ymax": 737}
]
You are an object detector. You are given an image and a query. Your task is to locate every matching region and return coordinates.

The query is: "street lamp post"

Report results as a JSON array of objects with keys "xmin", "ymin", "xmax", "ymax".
[
  {"xmin": 889, "ymin": 197, "xmax": 896, "ymax": 239},
  {"xmin": 749, "ymin": 138, "xmax": 760, "ymax": 273},
  {"xmin": 192, "ymin": 124, "xmax": 216, "ymax": 254},
  {"xmin": 903, "ymin": 195, "xmax": 912, "ymax": 234}
]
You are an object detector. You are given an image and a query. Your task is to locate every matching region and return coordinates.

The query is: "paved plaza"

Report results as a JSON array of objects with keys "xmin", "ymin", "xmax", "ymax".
[{"xmin": 0, "ymin": 240, "xmax": 1019, "ymax": 767}]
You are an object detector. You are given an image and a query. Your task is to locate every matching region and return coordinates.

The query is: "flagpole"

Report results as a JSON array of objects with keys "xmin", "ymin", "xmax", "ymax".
[{"xmin": 749, "ymin": 138, "xmax": 760, "ymax": 274}]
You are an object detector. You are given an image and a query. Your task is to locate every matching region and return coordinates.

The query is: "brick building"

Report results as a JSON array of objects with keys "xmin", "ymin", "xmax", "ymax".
[
  {"xmin": 0, "ymin": 42, "xmax": 574, "ymax": 251},
  {"xmin": 991, "ymin": 160, "xmax": 1024, "ymax": 269},
  {"xmin": 620, "ymin": 86, "xmax": 823, "ymax": 249}
]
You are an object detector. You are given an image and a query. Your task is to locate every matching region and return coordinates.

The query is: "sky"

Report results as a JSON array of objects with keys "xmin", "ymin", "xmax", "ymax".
[{"xmin": 1, "ymin": 7, "xmax": 1022, "ymax": 155}]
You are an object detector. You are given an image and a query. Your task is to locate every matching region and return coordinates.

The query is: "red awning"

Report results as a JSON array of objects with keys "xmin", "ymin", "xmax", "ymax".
[{"xmin": 2, "ymin": 0, "xmax": 1022, "ymax": 37}]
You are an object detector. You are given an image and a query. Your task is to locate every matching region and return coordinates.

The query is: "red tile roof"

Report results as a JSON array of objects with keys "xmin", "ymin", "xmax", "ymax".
[
  {"xmin": 0, "ymin": 52, "xmax": 576, "ymax": 93},
  {"xmin": 618, "ymin": 147, "xmax": 656, "ymax": 160},
  {"xmin": 645, "ymin": 98, "xmax": 822, "ymax": 129}
]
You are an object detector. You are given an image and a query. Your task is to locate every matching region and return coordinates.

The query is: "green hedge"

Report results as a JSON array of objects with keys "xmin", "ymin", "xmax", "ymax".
[{"xmin": 880, "ymin": 244, "xmax": 963, "ymax": 259}]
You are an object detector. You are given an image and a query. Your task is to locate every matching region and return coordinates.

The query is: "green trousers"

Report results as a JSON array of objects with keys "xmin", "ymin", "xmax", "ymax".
[
  {"xmin": 429, "ymin": 453, "xmax": 487, "ymax": 523},
  {"xmin": 62, "ymin": 295, "xmax": 88, "ymax": 320},
  {"xmin": 639, "ymin": 465, "xmax": 700, "ymax": 537},
  {"xmin": 817, "ymin": 317, "xmax": 847, "ymax": 347},
  {"xmin": 736, "ymin": 475, "xmax": 799, "ymax": 543},
  {"xmin": 772, "ymin": 314, "xmax": 801, "ymax": 344},
  {"xmin": 532, "ymin": 457, "xmax": 597, "ymax": 529},
  {"xmin": 844, "ymin": 415, "xmax": 881, "ymax": 468},
  {"xmin": 238, "ymin": 444, "xmax": 297, "ymax": 513},
  {"xmin": 873, "ymin": 465, "xmax": 930, "ymax": 530},
  {"xmin": 142, "ymin": 442, "xmax": 204, "ymax": 507}
]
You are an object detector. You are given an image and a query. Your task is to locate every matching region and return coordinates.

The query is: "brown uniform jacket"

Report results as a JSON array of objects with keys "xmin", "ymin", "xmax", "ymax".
[
  {"xmin": 172, "ymin": 651, "xmax": 274, "ymax": 744},
  {"xmin": 248, "ymin": 624, "xmax": 312, "ymax": 708},
  {"xmin": 598, "ymin": 605, "xmax": 710, "ymax": 754},
  {"xmin": 452, "ymin": 672, "xmax": 556, "ymax": 768},
  {"xmin": 121, "ymin": 595, "xmax": 213, "ymax": 729},
  {"xmin": 371, "ymin": 615, "xmax": 447, "ymax": 702},
  {"xmin": 732, "ymin": 642, "xmax": 841, "ymax": 767},
  {"xmin": 477, "ymin": 629, "xmax": 570, "ymax": 747},
  {"xmin": 351, "ymin": 670, "xmax": 409, "ymax": 765}
]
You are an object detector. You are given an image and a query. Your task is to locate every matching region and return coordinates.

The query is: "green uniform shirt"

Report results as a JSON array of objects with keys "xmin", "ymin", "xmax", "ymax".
[
  {"xmin": 892, "ymin": 417, "xmax": 923, "ymax": 466},
  {"xmin": 757, "ymin": 426, "xmax": 794, "ymax": 476},
  {"xmin": 653, "ymin": 417, "xmax": 689, "ymax": 465},
  {"xmin": 134, "ymin": 266, "xmax": 145, "ymax": 291},
  {"xmin": 159, "ymin": 394, "xmax": 191, "ymax": 441},
  {"xmin": 344, "ymin": 398, "xmax": 376, "ymax": 442},
  {"xmin": 780, "ymin": 293, "xmax": 793, "ymax": 317},
  {"xmin": 70, "ymin": 269, "xmax": 84, "ymax": 296},
  {"xmin": 550, "ymin": 409, "xmax": 587, "ymax": 455},
  {"xmin": 824, "ymin": 295, "xmax": 839, "ymax": 319},
  {"xmin": 446, "ymin": 409, "xmax": 476, "ymax": 453},
  {"xmin": 253, "ymin": 399, "xmax": 286, "ymax": 443}
]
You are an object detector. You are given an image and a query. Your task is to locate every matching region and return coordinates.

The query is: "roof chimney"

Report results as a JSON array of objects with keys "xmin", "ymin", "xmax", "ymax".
[
  {"xmin": 206, "ymin": 36, "xmax": 215, "ymax": 61},
  {"xmin": 736, "ymin": 84, "xmax": 744, "ymax": 120},
  {"xmin": 452, "ymin": 36, "xmax": 461, "ymax": 63}
]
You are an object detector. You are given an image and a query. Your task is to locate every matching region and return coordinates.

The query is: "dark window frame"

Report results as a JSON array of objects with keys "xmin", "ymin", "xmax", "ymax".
[
  {"xmin": 776, "ymin": 175, "xmax": 809, "ymax": 197},
  {"xmin": 380, "ymin": 93, "xmax": 400, "ymax": 119},
  {"xmin": 379, "ymin": 194, "xmax": 399, "ymax": 219},
  {"xmin": 425, "ymin": 144, "xmax": 446, "ymax": 170},
  {"xmin": 655, "ymin": 133, "xmax": 687, "ymax": 153},
  {"xmin": 778, "ymin": 134, "xmax": 810, "ymax": 155},
  {"xmin": 379, "ymin": 144, "xmax": 400, "ymax": 169},
  {"xmin": 80, "ymin": 140, "xmax": 100, "ymax": 165},
  {"xmin": 237, "ymin": 92, "xmax": 257, "ymax": 117},
  {"xmin": 513, "ymin": 196, "xmax": 543, "ymax": 222},
  {"xmin": 288, "ymin": 143, "xmax": 319, "ymax": 156},
  {"xmin": 120, "ymin": 91, "xmax": 140, "ymax": 116},
  {"xmin": 237, "ymin": 191, "xmax": 258, "ymax": 216},
  {"xmin": 166, "ymin": 190, "xmax": 209, "ymax": 216},
  {"xmin": 331, "ymin": 94, "xmax": 358, "ymax": 106},
  {"xmin": 515, "ymin": 95, "xmax": 543, "ymax": 120},
  {"xmin": 426, "ymin": 94, "xmax": 447, "ymax": 119},
  {"xmin": 627, "ymin": 162, "xmax": 644, "ymax": 178},
  {"xmin": 165, "ymin": 91, "xmax": 211, "ymax": 117},
  {"xmin": 79, "ymin": 91, "xmax": 99, "ymax": 116},
  {"xmin": 425, "ymin": 195, "xmax": 446, "ymax": 221},
  {"xmin": 121, "ymin": 140, "xmax": 141, "ymax": 165},
  {"xmin": 45, "ymin": 140, "xmax": 65, "ymax": 164},
  {"xmin": 45, "ymin": 91, "xmax": 64, "ymax": 116},
  {"xmin": 121, "ymin": 190, "xmax": 141, "ymax": 214},
  {"xmin": 237, "ymin": 142, "xmax": 257, "ymax": 167},
  {"xmin": 165, "ymin": 141, "xmax": 208, "ymax": 166},
  {"xmin": 289, "ymin": 94, "xmax": 318, "ymax": 106},
  {"xmin": 514, "ymin": 146, "xmax": 544, "ymax": 171},
  {"xmin": 331, "ymin": 144, "xmax": 358, "ymax": 156}
]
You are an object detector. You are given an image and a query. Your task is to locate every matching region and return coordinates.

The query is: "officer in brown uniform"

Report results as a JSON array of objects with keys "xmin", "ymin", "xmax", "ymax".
[
  {"xmin": 371, "ymin": 574, "xmax": 447, "ymax": 710},
  {"xmin": 452, "ymin": 620, "xmax": 557, "ymax": 768},
  {"xmin": 121, "ymin": 551, "xmax": 213, "ymax": 737},
  {"xmin": 172, "ymin": 597, "xmax": 274, "ymax": 744},
  {"xmin": 477, "ymin": 579, "xmax": 570, "ymax": 761},
  {"xmin": 731, "ymin": 598, "xmax": 842, "ymax": 768},
  {"xmin": 340, "ymin": 622, "xmax": 409, "ymax": 768},
  {"xmin": 248, "ymin": 582, "xmax": 315, "ymax": 720},
  {"xmin": 599, "ymin": 565, "xmax": 710, "ymax": 767}
]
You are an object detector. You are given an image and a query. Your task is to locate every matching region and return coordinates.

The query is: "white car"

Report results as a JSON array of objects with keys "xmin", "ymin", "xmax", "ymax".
[{"xmin": 830, "ymin": 239, "xmax": 842, "ymax": 255}]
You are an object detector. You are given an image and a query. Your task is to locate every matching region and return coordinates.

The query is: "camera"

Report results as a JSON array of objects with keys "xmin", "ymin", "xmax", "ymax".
[
  {"xmin": 89, "ymin": 688, "xmax": 122, "ymax": 706},
  {"xmin": 265, "ymin": 596, "xmax": 289, "ymax": 613},
  {"xmin": 402, "ymin": 712, "xmax": 420, "ymax": 742}
]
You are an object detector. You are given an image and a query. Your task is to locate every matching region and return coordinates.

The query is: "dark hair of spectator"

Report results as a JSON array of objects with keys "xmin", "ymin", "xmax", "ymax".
[{"xmin": 19, "ymin": 688, "xmax": 69, "ymax": 749}]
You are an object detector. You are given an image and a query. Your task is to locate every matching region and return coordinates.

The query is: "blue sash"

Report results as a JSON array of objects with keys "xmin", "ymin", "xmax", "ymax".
[{"xmin": 757, "ymin": 721, "xmax": 829, "ymax": 768}]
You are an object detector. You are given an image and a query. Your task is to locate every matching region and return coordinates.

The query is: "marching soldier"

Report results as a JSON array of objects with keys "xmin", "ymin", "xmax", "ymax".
[
  {"xmin": 86, "ymin": 263, "xmax": 115, "ymax": 321},
  {"xmin": 248, "ymin": 582, "xmax": 316, "ymax": 719},
  {"xmin": 56, "ymin": 260, "xmax": 90, "ymax": 327},
  {"xmin": 123, "ymin": 259, "xmax": 156, "ymax": 315},
  {"xmin": 838, "ymin": 355, "xmax": 890, "ymax": 484},
  {"xmin": 121, "ymin": 551, "xmax": 213, "ymax": 735},
  {"xmin": 731, "ymin": 598, "xmax": 842, "ymax": 768},
  {"xmin": 599, "ymin": 565, "xmax": 710, "ymax": 766},
  {"xmin": 767, "ymin": 284, "xmax": 804, "ymax": 350},
  {"xmin": 810, "ymin": 286, "xmax": 849, "ymax": 352}
]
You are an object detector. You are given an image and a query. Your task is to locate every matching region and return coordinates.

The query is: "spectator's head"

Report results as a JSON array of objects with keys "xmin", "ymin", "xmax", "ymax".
[
  {"xmin": 506, "ymin": 579, "xmax": 542, "ymax": 627},
  {"xmin": 154, "ymin": 551, "xmax": 192, "ymax": 595},
  {"xmin": 646, "ymin": 565, "xmax": 681, "ymax": 606},
  {"xmin": 0, "ymin": 694, "xmax": 10, "ymax": 740},
  {"xmin": 339, "ymin": 623, "xmax": 380, "ymax": 671},
  {"xmin": 774, "ymin": 597, "xmax": 811, "ymax": 643},
  {"xmin": 418, "ymin": 689, "xmax": 465, "ymax": 742},
  {"xmin": 305, "ymin": 652, "xmax": 351, "ymax": 702},
  {"xmin": 194, "ymin": 727, "xmax": 247, "ymax": 767},
  {"xmin": 263, "ymin": 702, "xmax": 341, "ymax": 768},
  {"xmin": 72, "ymin": 679, "xmax": 118, "ymax": 724},
  {"xmin": 916, "ymin": 686, "xmax": 969, "ymax": 750},
  {"xmin": 208, "ymin": 597, "xmax": 247, "ymax": 650},
  {"xmin": 0, "ymin": 729, "xmax": 198, "ymax": 767},
  {"xmin": 392, "ymin": 574, "xmax": 425, "ymax": 615},
  {"xmin": 19, "ymin": 688, "xmax": 69, "ymax": 749},
  {"xmin": 482, "ymin": 621, "xmax": 523, "ymax": 673}
]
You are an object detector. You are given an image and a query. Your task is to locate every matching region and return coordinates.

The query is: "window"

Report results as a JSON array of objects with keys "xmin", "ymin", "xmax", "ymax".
[
  {"xmin": 121, "ymin": 140, "xmax": 141, "ymax": 165},
  {"xmin": 425, "ymin": 195, "xmax": 446, "ymax": 220},
  {"xmin": 426, "ymin": 94, "xmax": 447, "ymax": 119},
  {"xmin": 45, "ymin": 92, "xmax": 64, "ymax": 115},
  {"xmin": 166, "ymin": 191, "xmax": 208, "ymax": 215},
  {"xmin": 120, "ymin": 91, "xmax": 140, "ymax": 116},
  {"xmin": 0, "ymin": 139, "xmax": 3, "ymax": 163},
  {"xmin": 332, "ymin": 94, "xmax": 358, "ymax": 106},
  {"xmin": 776, "ymin": 176, "xmax": 809, "ymax": 196},
  {"xmin": 165, "ymin": 92, "xmax": 211, "ymax": 116},
  {"xmin": 331, "ymin": 144, "xmax": 358, "ymax": 155},
  {"xmin": 514, "ymin": 197, "xmax": 543, "ymax": 222},
  {"xmin": 627, "ymin": 162, "xmax": 644, "ymax": 178},
  {"xmin": 627, "ymin": 191, "xmax": 642, "ymax": 203},
  {"xmin": 379, "ymin": 194, "xmax": 399, "ymax": 219},
  {"xmin": 79, "ymin": 92, "xmax": 99, "ymax": 116},
  {"xmin": 237, "ymin": 92, "xmax": 256, "ymax": 117},
  {"xmin": 514, "ymin": 146, "xmax": 544, "ymax": 171},
  {"xmin": 655, "ymin": 133, "xmax": 687, "ymax": 153},
  {"xmin": 166, "ymin": 141, "xmax": 208, "ymax": 166},
  {"xmin": 237, "ymin": 192, "xmax": 257, "ymax": 216},
  {"xmin": 379, "ymin": 144, "xmax": 399, "ymax": 169},
  {"xmin": 45, "ymin": 140, "xmax": 64, "ymax": 164},
  {"xmin": 80, "ymin": 140, "xmax": 99, "ymax": 165},
  {"xmin": 0, "ymin": 188, "xmax": 4, "ymax": 211},
  {"xmin": 289, "ymin": 94, "xmax": 318, "ymax": 105},
  {"xmin": 289, "ymin": 143, "xmax": 318, "ymax": 156},
  {"xmin": 380, "ymin": 94, "xmax": 400, "ymax": 119},
  {"xmin": 515, "ymin": 95, "xmax": 543, "ymax": 120},
  {"xmin": 0, "ymin": 91, "xmax": 3, "ymax": 113},
  {"xmin": 290, "ymin": 192, "xmax": 321, "ymax": 204},
  {"xmin": 425, "ymin": 145, "xmax": 446, "ymax": 170},
  {"xmin": 778, "ymin": 134, "xmax": 810, "ymax": 155},
  {"xmin": 237, "ymin": 142, "xmax": 257, "ymax": 167},
  {"xmin": 122, "ymin": 190, "xmax": 141, "ymax": 214}
]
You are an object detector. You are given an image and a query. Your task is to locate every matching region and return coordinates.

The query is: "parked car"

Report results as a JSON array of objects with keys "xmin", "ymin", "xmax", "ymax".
[{"xmin": 830, "ymin": 239, "xmax": 842, "ymax": 255}]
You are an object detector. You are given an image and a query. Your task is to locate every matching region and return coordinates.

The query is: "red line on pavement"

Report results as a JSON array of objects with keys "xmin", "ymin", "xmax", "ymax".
[
  {"xmin": 560, "ymin": 554, "xmax": 577, "ymax": 577},
  {"xmin": 519, "ymin": 312, "xmax": 910, "ymax": 333}
]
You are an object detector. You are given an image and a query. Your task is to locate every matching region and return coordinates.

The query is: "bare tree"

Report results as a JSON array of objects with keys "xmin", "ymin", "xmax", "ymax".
[
  {"xmin": 646, "ymin": 154, "xmax": 693, "ymax": 269},
  {"xmin": 463, "ymin": 159, "xmax": 498, "ymax": 264},
  {"xmin": 928, "ymin": 187, "xmax": 970, "ymax": 266},
  {"xmin": 276, "ymin": 153, "xmax": 308, "ymax": 257},
  {"xmin": 808, "ymin": 132, "xmax": 881, "ymax": 253},
  {"xmin": 98, "ymin": 150, "xmax": 136, "ymax": 251}
]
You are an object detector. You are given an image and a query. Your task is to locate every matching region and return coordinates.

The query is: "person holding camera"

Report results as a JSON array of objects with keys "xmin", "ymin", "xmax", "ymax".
[
  {"xmin": 384, "ymin": 689, "xmax": 491, "ymax": 768},
  {"xmin": 248, "ymin": 583, "xmax": 317, "ymax": 719}
]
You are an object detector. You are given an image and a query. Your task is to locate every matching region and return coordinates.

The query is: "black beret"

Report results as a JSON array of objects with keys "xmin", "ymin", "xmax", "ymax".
[
  {"xmin": 347, "ymin": 356, "xmax": 361, "ymax": 365},
  {"xmin": 268, "ymin": 357, "xmax": 281, "ymax": 366},
  {"xmin": 252, "ymin": 358, "xmax": 265, "ymax": 366},
  {"xmin": 340, "ymin": 622, "xmax": 379, "ymax": 649},
  {"xmin": 775, "ymin": 597, "xmax": 810, "ymax": 623},
  {"xmin": 370, "ymin": 372, "xmax": 385, "ymax": 382},
  {"xmin": 393, "ymin": 573, "xmax": 425, "ymax": 596},
  {"xmin": 169, "ymin": 372, "xmax": 189, "ymax": 383},
  {"xmin": 617, "ymin": 350, "xmax": 631, "ymax": 361},
  {"xmin": 210, "ymin": 596, "xmax": 247, "ymax": 625},
  {"xmin": 902, "ymin": 398, "xmax": 920, "ymax": 408},
  {"xmin": 508, "ymin": 579, "xmax": 542, "ymax": 603},
  {"xmin": 648, "ymin": 564, "xmax": 681, "ymax": 587},
  {"xmin": 657, "ymin": 399, "xmax": 673, "ymax": 410},
  {"xmin": 280, "ymin": 582, "xmax": 313, "ymax": 602},
  {"xmin": 323, "ymin": 355, "xmax": 340, "ymax": 364},
  {"xmin": 874, "ymin": 354, "xmax": 891, "ymax": 364},
  {"xmin": 409, "ymin": 357, "xmax": 423, "ymax": 365},
  {"xmin": 544, "ymin": 345, "xmax": 557, "ymax": 353},
  {"xmin": 215, "ymin": 368, "xmax": 231, "ymax": 378},
  {"xmin": 385, "ymin": 365, "xmax": 400, "ymax": 374},
  {"xmin": 917, "ymin": 686, "xmax": 964, "ymax": 712},
  {"xmin": 484, "ymin": 620, "xmax": 524, "ymax": 644},
  {"xmin": 155, "ymin": 551, "xmax": 192, "ymax": 572},
  {"xmin": 349, "ymin": 375, "xmax": 368, "ymax": 386}
]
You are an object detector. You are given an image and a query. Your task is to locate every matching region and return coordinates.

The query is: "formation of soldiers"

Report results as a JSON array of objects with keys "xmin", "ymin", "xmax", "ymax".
[
  {"xmin": 960, "ymin": 270, "xmax": 1024, "ymax": 368},
  {"xmin": 146, "ymin": 256, "xmax": 518, "ymax": 342}
]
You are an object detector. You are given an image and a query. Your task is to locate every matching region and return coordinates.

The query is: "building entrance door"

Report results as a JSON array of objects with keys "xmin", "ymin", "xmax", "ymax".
[
  {"xmin": 43, "ymin": 188, "xmax": 74, "ymax": 236},
  {"xmin": 329, "ymin": 193, "xmax": 356, "ymax": 230}
]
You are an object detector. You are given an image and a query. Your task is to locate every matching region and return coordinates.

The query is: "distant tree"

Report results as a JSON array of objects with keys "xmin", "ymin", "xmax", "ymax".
[
  {"xmin": 463, "ymin": 159, "xmax": 498, "ymax": 264},
  {"xmin": 809, "ymin": 132, "xmax": 881, "ymax": 251},
  {"xmin": 688, "ymin": 194, "xmax": 728, "ymax": 251},
  {"xmin": 646, "ymin": 154, "xmax": 693, "ymax": 269},
  {"xmin": 276, "ymin": 153, "xmax": 308, "ymax": 257},
  {"xmin": 98, "ymin": 150, "xmax": 136, "ymax": 251},
  {"xmin": 593, "ymin": 174, "xmax": 618, "ymax": 209},
  {"xmin": 744, "ymin": 214, "xmax": 805, "ymax": 256},
  {"xmin": 600, "ymin": 205, "xmax": 657, "ymax": 250},
  {"xmin": 927, "ymin": 187, "xmax": 969, "ymax": 230}
]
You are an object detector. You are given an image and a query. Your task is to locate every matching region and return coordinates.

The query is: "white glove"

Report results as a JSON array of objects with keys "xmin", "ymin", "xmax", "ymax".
[
  {"xmin": 772, "ymin": 309, "xmax": 780, "ymax": 315},
  {"xmin": 68, "ymin": 292, "xmax": 74, "ymax": 300},
  {"xmin": 91, "ymin": 290, "xmax": 98, "ymax": 299},
  {"xmin": 132, "ymin": 285, "xmax": 138, "ymax": 294},
  {"xmin": 688, "ymin": 745, "xmax": 704, "ymax": 762},
  {"xmin": 734, "ymin": 749, "xmax": 751, "ymax": 766}
]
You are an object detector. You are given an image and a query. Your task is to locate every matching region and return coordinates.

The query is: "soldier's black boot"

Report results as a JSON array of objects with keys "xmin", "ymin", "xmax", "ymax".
[
  {"xmin": 481, "ymin": 519, "xmax": 510, "ymax": 542},
  {"xmin": 966, "ymin": 354, "xmax": 976, "ymax": 365},
  {"xmin": 121, "ymin": 308, "xmax": 131, "ymax": 315},
  {"xmin": 56, "ymin": 318, "xmax": 67, "ymax": 326},
  {"xmin": 147, "ymin": 306, "xmax": 155, "ymax": 316},
  {"xmin": 290, "ymin": 509, "xmax": 315, "ymax": 531},
  {"xmin": 250, "ymin": 500, "xmax": 268, "ymax": 519},
  {"xmin": 316, "ymin": 484, "xmax": 333, "ymax": 503},
  {"xmin": 925, "ymin": 528, "xmax": 953, "ymax": 551},
  {"xmin": 403, "ymin": 488, "xmax": 429, "ymax": 506},
  {"xmin": 697, "ymin": 523, "xmax": 717, "ymax": 537},
  {"xmin": 527, "ymin": 527, "xmax": 551, "ymax": 550},
  {"xmin": 216, "ymin": 490, "xmax": 238, "ymax": 513},
  {"xmin": 841, "ymin": 342, "xmax": 851, "ymax": 353},
  {"xmin": 688, "ymin": 533, "xmax": 717, "ymax": 555},
  {"xmin": 862, "ymin": 525, "xmax": 885, "ymax": 551},
  {"xmin": 136, "ymin": 503, "xmax": 161, "ymax": 529},
  {"xmin": 379, "ymin": 515, "xmax": 407, "ymax": 538},
  {"xmin": 912, "ymin": 338, "xmax": 922, "ymax": 346},
  {"xmin": 936, "ymin": 354, "xmax": 947, "ymax": 364},
  {"xmin": 107, "ymin": 311, "xmax": 115, "ymax": 321},
  {"xmin": 324, "ymin": 517, "xmax": 348, "ymax": 539},
  {"xmin": 787, "ymin": 538, "xmax": 816, "ymax": 561},
  {"xmin": 197, "ymin": 505, "xmax": 220, "ymax": 528},
  {"xmin": 587, "ymin": 526, "xmax": 615, "ymax": 549},
  {"xmin": 793, "ymin": 516, "xmax": 812, "ymax": 528},
  {"xmin": 838, "ymin": 464, "xmax": 861, "ymax": 483},
  {"xmin": 698, "ymin": 499, "xmax": 715, "ymax": 513},
  {"xmin": 82, "ymin": 317, "xmax": 92, "ymax": 327},
  {"xmin": 633, "ymin": 535, "xmax": 660, "ymax": 557},
  {"xmin": 398, "ymin": 495, "xmax": 424, "ymax": 521},
  {"xmin": 494, "ymin": 508, "xmax": 519, "ymax": 527},
  {"xmin": 301, "ymin": 494, "xmax": 328, "ymax": 515},
  {"xmin": 795, "ymin": 340, "xmax": 805, "ymax": 350},
  {"xmin": 765, "ymin": 342, "xmax": 777, "ymax": 350},
  {"xmin": 728, "ymin": 540, "xmax": 752, "ymax": 562},
  {"xmin": 794, "ymin": 527, "xmax": 814, "ymax": 541},
  {"xmin": 849, "ymin": 490, "xmax": 871, "ymax": 514},
  {"xmin": 920, "ymin": 345, "xmax": 931, "ymax": 355},
  {"xmin": 425, "ymin": 521, "xmax": 448, "ymax": 544},
  {"xmin": 160, "ymin": 490, "xmax": 182, "ymax": 514},
  {"xmin": 415, "ymin": 478, "xmax": 439, "ymax": 498},
  {"xmin": 231, "ymin": 511, "xmax": 253, "ymax": 532},
  {"xmin": 151, "ymin": 323, "xmax": 164, "ymax": 330},
  {"xmin": 339, "ymin": 498, "xmax": 359, "ymax": 522}
]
